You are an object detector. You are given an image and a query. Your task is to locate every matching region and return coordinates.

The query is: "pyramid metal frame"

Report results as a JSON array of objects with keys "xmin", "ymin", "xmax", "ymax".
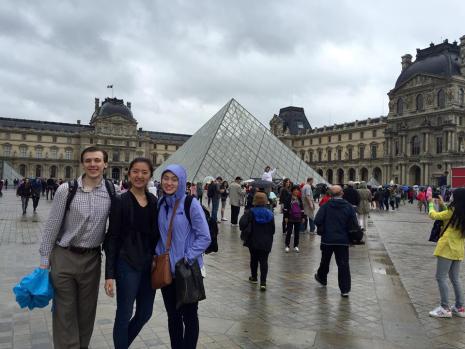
[{"xmin": 153, "ymin": 99, "xmax": 326, "ymax": 184}]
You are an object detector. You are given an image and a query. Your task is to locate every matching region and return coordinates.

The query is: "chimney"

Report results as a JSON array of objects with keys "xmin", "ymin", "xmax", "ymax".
[
  {"xmin": 401, "ymin": 54, "xmax": 412, "ymax": 71},
  {"xmin": 94, "ymin": 98, "xmax": 100, "ymax": 112},
  {"xmin": 139, "ymin": 127, "xmax": 142, "ymax": 131},
  {"xmin": 77, "ymin": 120, "xmax": 81, "ymax": 125},
  {"xmin": 127, "ymin": 102, "xmax": 132, "ymax": 109},
  {"xmin": 460, "ymin": 35, "xmax": 465, "ymax": 75}
]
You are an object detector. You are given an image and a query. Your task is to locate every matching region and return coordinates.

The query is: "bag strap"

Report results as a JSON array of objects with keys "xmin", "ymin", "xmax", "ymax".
[
  {"xmin": 440, "ymin": 218, "xmax": 452, "ymax": 238},
  {"xmin": 184, "ymin": 195, "xmax": 194, "ymax": 226},
  {"xmin": 165, "ymin": 199, "xmax": 180, "ymax": 251}
]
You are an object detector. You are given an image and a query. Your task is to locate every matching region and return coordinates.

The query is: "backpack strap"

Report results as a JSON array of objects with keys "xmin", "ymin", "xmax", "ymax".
[
  {"xmin": 184, "ymin": 195, "xmax": 194, "ymax": 226},
  {"xmin": 104, "ymin": 178, "xmax": 116, "ymax": 200},
  {"xmin": 57, "ymin": 179, "xmax": 78, "ymax": 243}
]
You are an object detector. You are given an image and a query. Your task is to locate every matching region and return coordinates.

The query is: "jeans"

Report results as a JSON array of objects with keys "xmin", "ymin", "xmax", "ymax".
[
  {"xmin": 316, "ymin": 244, "xmax": 351, "ymax": 294},
  {"xmin": 286, "ymin": 221, "xmax": 300, "ymax": 248},
  {"xmin": 308, "ymin": 218, "xmax": 315, "ymax": 232},
  {"xmin": 161, "ymin": 282, "xmax": 199, "ymax": 349},
  {"xmin": 249, "ymin": 248, "xmax": 270, "ymax": 285},
  {"xmin": 21, "ymin": 196, "xmax": 29, "ymax": 213},
  {"xmin": 230, "ymin": 205, "xmax": 240, "ymax": 224},
  {"xmin": 436, "ymin": 256, "xmax": 464, "ymax": 308},
  {"xmin": 32, "ymin": 195, "xmax": 40, "ymax": 211},
  {"xmin": 211, "ymin": 198, "xmax": 220, "ymax": 222},
  {"xmin": 114, "ymin": 259, "xmax": 155, "ymax": 349}
]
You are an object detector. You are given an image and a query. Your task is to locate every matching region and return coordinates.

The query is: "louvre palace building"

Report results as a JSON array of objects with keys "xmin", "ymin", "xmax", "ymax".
[
  {"xmin": 0, "ymin": 97, "xmax": 190, "ymax": 181},
  {"xmin": 271, "ymin": 36, "xmax": 465, "ymax": 186}
]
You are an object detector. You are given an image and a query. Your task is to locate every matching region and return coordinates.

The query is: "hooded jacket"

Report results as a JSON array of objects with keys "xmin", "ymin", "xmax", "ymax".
[
  {"xmin": 240, "ymin": 206, "xmax": 275, "ymax": 251},
  {"xmin": 314, "ymin": 197, "xmax": 357, "ymax": 246},
  {"xmin": 155, "ymin": 164, "xmax": 211, "ymax": 274}
]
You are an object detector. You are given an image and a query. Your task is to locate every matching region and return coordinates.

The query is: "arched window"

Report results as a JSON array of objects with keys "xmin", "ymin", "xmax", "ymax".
[
  {"xmin": 416, "ymin": 94, "xmax": 424, "ymax": 111},
  {"xmin": 19, "ymin": 164, "xmax": 27, "ymax": 177},
  {"xmin": 65, "ymin": 166, "xmax": 72, "ymax": 179},
  {"xmin": 35, "ymin": 165, "xmax": 42, "ymax": 178},
  {"xmin": 2, "ymin": 143, "xmax": 12, "ymax": 157},
  {"xmin": 397, "ymin": 98, "xmax": 404, "ymax": 115},
  {"xmin": 411, "ymin": 136, "xmax": 420, "ymax": 155},
  {"xmin": 50, "ymin": 165, "xmax": 57, "ymax": 178},
  {"xmin": 437, "ymin": 89, "xmax": 445, "ymax": 108},
  {"xmin": 459, "ymin": 88, "xmax": 464, "ymax": 107}
]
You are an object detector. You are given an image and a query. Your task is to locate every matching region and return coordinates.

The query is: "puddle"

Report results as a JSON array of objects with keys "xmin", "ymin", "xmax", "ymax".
[
  {"xmin": 374, "ymin": 257, "xmax": 393, "ymax": 266},
  {"xmin": 373, "ymin": 266, "xmax": 398, "ymax": 275}
]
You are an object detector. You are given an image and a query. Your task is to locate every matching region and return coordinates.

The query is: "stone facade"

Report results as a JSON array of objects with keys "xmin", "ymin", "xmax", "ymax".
[
  {"xmin": 271, "ymin": 37, "xmax": 465, "ymax": 186},
  {"xmin": 0, "ymin": 97, "xmax": 190, "ymax": 181}
]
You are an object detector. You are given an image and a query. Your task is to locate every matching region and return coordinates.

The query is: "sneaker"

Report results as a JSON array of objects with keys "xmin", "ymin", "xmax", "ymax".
[
  {"xmin": 451, "ymin": 306, "xmax": 465, "ymax": 318},
  {"xmin": 429, "ymin": 306, "xmax": 452, "ymax": 318},
  {"xmin": 285, "ymin": 247, "xmax": 290, "ymax": 253},
  {"xmin": 217, "ymin": 220, "xmax": 222, "ymax": 223},
  {"xmin": 341, "ymin": 293, "xmax": 350, "ymax": 298},
  {"xmin": 314, "ymin": 273, "xmax": 327, "ymax": 286},
  {"xmin": 260, "ymin": 285, "xmax": 266, "ymax": 292},
  {"xmin": 294, "ymin": 247, "xmax": 300, "ymax": 253},
  {"xmin": 221, "ymin": 218, "xmax": 228, "ymax": 221},
  {"xmin": 231, "ymin": 223, "xmax": 238, "ymax": 227},
  {"xmin": 248, "ymin": 276, "xmax": 258, "ymax": 284}
]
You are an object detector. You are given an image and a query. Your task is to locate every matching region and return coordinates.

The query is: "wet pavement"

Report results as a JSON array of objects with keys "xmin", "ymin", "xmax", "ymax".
[{"xmin": 0, "ymin": 189, "xmax": 463, "ymax": 348}]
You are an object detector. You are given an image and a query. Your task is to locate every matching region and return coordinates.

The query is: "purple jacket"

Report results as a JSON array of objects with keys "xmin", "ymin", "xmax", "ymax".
[{"xmin": 155, "ymin": 164, "xmax": 211, "ymax": 274}]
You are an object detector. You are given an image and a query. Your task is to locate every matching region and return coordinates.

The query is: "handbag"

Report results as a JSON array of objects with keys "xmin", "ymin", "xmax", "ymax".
[
  {"xmin": 151, "ymin": 200, "xmax": 180, "ymax": 290},
  {"xmin": 348, "ymin": 218, "xmax": 364, "ymax": 242},
  {"xmin": 175, "ymin": 259, "xmax": 206, "ymax": 309},
  {"xmin": 429, "ymin": 219, "xmax": 451, "ymax": 243}
]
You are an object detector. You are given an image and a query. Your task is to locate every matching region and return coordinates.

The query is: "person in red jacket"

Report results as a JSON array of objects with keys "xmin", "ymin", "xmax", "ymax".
[{"xmin": 319, "ymin": 186, "xmax": 332, "ymax": 206}]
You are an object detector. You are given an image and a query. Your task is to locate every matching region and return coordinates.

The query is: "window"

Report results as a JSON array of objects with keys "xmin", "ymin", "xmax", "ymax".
[
  {"xmin": 338, "ymin": 134, "xmax": 342, "ymax": 141},
  {"xmin": 372, "ymin": 130, "xmax": 377, "ymax": 138},
  {"xmin": 318, "ymin": 150, "xmax": 322, "ymax": 162},
  {"xmin": 5, "ymin": 132, "xmax": 10, "ymax": 140},
  {"xmin": 19, "ymin": 164, "xmax": 26, "ymax": 177},
  {"xmin": 318, "ymin": 137, "xmax": 322, "ymax": 144},
  {"xmin": 310, "ymin": 138, "xmax": 313, "ymax": 145},
  {"xmin": 359, "ymin": 146, "xmax": 365, "ymax": 160},
  {"xmin": 360, "ymin": 131, "xmax": 364, "ymax": 139},
  {"xmin": 416, "ymin": 94, "xmax": 424, "ymax": 111},
  {"xmin": 50, "ymin": 147, "xmax": 58, "ymax": 159},
  {"xmin": 309, "ymin": 151, "xmax": 313, "ymax": 163},
  {"xmin": 65, "ymin": 166, "xmax": 72, "ymax": 179},
  {"xmin": 459, "ymin": 88, "xmax": 465, "ymax": 107},
  {"xmin": 337, "ymin": 149, "xmax": 342, "ymax": 161},
  {"xmin": 460, "ymin": 117, "xmax": 463, "ymax": 126},
  {"xmin": 35, "ymin": 147, "xmax": 43, "ymax": 159},
  {"xmin": 65, "ymin": 149, "xmax": 72, "ymax": 160},
  {"xmin": 53, "ymin": 136, "xmax": 57, "ymax": 142},
  {"xmin": 348, "ymin": 148, "xmax": 353, "ymax": 160},
  {"xmin": 50, "ymin": 165, "xmax": 57, "ymax": 178},
  {"xmin": 436, "ymin": 137, "xmax": 443, "ymax": 154},
  {"xmin": 397, "ymin": 98, "xmax": 404, "ymax": 115},
  {"xmin": 327, "ymin": 149, "xmax": 332, "ymax": 162},
  {"xmin": 395, "ymin": 140, "xmax": 400, "ymax": 155},
  {"xmin": 296, "ymin": 121, "xmax": 304, "ymax": 129},
  {"xmin": 22, "ymin": 134, "xmax": 26, "ymax": 140},
  {"xmin": 348, "ymin": 133, "xmax": 352, "ymax": 140},
  {"xmin": 37, "ymin": 135, "xmax": 42, "ymax": 142},
  {"xmin": 328, "ymin": 136, "xmax": 332, "ymax": 142},
  {"xmin": 20, "ymin": 146, "xmax": 27, "ymax": 157},
  {"xmin": 371, "ymin": 145, "xmax": 377, "ymax": 160},
  {"xmin": 35, "ymin": 165, "xmax": 42, "ymax": 178},
  {"xmin": 125, "ymin": 151, "xmax": 130, "ymax": 162},
  {"xmin": 437, "ymin": 89, "xmax": 445, "ymax": 108},
  {"xmin": 139, "ymin": 142, "xmax": 143, "ymax": 148},
  {"xmin": 3, "ymin": 144, "xmax": 11, "ymax": 157},
  {"xmin": 300, "ymin": 151, "xmax": 305, "ymax": 160},
  {"xmin": 126, "ymin": 141, "xmax": 130, "ymax": 147},
  {"xmin": 113, "ymin": 150, "xmax": 120, "ymax": 162},
  {"xmin": 459, "ymin": 137, "xmax": 464, "ymax": 152},
  {"xmin": 411, "ymin": 136, "xmax": 420, "ymax": 155}
]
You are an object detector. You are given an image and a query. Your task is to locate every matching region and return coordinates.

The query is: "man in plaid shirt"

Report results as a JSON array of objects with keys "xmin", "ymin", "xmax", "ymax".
[{"xmin": 39, "ymin": 146, "xmax": 113, "ymax": 349}]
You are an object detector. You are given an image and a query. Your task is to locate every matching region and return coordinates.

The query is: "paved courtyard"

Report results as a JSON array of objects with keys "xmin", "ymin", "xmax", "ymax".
[{"xmin": 0, "ymin": 189, "xmax": 464, "ymax": 348}]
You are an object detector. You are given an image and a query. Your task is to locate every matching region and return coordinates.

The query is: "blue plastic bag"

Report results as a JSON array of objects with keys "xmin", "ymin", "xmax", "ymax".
[{"xmin": 13, "ymin": 268, "xmax": 54, "ymax": 310}]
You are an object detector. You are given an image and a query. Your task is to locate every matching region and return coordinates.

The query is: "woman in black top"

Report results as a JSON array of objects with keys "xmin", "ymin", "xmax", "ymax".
[{"xmin": 104, "ymin": 158, "xmax": 159, "ymax": 349}]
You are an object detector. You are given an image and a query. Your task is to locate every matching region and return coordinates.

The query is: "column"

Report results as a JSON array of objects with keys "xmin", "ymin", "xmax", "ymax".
[
  {"xmin": 425, "ymin": 133, "xmax": 430, "ymax": 153},
  {"xmin": 452, "ymin": 132, "xmax": 457, "ymax": 151},
  {"xmin": 425, "ymin": 164, "xmax": 430, "ymax": 185}
]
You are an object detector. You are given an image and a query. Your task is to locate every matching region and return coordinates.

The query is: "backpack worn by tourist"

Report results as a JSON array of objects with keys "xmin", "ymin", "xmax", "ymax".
[
  {"xmin": 184, "ymin": 195, "xmax": 218, "ymax": 254},
  {"xmin": 56, "ymin": 178, "xmax": 117, "ymax": 243}
]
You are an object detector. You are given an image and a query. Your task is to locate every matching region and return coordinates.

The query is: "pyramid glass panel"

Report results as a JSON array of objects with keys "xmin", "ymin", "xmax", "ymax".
[{"xmin": 153, "ymin": 99, "xmax": 326, "ymax": 184}]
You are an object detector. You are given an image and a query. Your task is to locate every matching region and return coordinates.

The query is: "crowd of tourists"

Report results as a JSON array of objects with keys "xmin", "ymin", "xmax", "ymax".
[{"xmin": 2, "ymin": 147, "xmax": 463, "ymax": 349}]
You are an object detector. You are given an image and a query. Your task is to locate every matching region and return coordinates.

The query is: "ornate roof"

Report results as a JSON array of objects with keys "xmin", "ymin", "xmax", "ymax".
[{"xmin": 91, "ymin": 97, "xmax": 136, "ymax": 123}]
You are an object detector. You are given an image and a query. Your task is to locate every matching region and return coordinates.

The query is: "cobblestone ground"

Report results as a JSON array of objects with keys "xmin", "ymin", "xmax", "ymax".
[{"xmin": 0, "ymin": 189, "xmax": 459, "ymax": 348}]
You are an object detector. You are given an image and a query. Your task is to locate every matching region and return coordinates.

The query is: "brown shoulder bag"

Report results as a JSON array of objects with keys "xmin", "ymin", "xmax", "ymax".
[{"xmin": 151, "ymin": 199, "xmax": 180, "ymax": 289}]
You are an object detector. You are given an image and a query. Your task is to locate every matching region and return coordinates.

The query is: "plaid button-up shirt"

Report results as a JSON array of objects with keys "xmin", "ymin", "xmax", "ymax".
[{"xmin": 39, "ymin": 176, "xmax": 112, "ymax": 266}]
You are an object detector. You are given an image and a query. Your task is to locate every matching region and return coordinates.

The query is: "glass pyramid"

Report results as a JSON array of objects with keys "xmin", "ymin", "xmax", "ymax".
[{"xmin": 153, "ymin": 99, "xmax": 326, "ymax": 184}]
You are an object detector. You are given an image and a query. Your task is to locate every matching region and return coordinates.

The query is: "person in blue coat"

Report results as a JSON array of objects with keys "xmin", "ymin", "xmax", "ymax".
[{"xmin": 155, "ymin": 164, "xmax": 211, "ymax": 349}]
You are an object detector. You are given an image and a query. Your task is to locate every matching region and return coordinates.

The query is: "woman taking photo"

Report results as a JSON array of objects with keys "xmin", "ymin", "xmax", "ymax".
[
  {"xmin": 428, "ymin": 189, "xmax": 465, "ymax": 318},
  {"xmin": 104, "ymin": 158, "xmax": 159, "ymax": 349},
  {"xmin": 156, "ymin": 164, "xmax": 211, "ymax": 349}
]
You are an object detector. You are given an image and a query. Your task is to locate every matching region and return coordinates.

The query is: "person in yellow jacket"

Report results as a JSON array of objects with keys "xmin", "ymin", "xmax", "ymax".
[{"xmin": 427, "ymin": 188, "xmax": 465, "ymax": 318}]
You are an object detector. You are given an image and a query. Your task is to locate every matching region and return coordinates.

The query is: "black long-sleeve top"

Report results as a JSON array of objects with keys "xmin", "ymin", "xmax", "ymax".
[{"xmin": 104, "ymin": 191, "xmax": 159, "ymax": 279}]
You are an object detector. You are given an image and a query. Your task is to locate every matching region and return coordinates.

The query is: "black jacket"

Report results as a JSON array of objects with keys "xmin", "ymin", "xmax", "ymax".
[
  {"xmin": 16, "ymin": 182, "xmax": 32, "ymax": 197},
  {"xmin": 343, "ymin": 187, "xmax": 360, "ymax": 206},
  {"xmin": 104, "ymin": 191, "xmax": 159, "ymax": 279},
  {"xmin": 239, "ymin": 207, "xmax": 275, "ymax": 252},
  {"xmin": 314, "ymin": 198, "xmax": 358, "ymax": 246}
]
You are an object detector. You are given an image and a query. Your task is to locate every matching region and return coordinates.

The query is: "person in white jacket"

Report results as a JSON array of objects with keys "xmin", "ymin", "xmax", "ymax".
[{"xmin": 262, "ymin": 166, "xmax": 277, "ymax": 182}]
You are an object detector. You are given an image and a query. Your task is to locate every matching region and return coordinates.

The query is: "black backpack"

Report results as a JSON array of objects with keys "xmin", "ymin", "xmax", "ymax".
[
  {"xmin": 184, "ymin": 195, "xmax": 218, "ymax": 254},
  {"xmin": 207, "ymin": 183, "xmax": 216, "ymax": 198},
  {"xmin": 56, "ymin": 178, "xmax": 117, "ymax": 243}
]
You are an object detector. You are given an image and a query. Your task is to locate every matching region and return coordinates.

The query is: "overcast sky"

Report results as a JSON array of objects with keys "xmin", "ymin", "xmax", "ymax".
[{"xmin": 1, "ymin": 1, "xmax": 464, "ymax": 134}]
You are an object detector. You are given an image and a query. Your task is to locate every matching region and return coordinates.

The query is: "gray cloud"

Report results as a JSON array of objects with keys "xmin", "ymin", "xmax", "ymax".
[{"xmin": 1, "ymin": 0, "xmax": 464, "ymax": 133}]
